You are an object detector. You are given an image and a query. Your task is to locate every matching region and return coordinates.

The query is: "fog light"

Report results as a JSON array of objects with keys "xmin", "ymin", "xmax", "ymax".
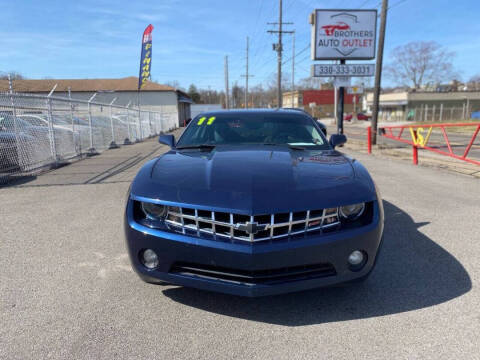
[
  {"xmin": 141, "ymin": 249, "xmax": 159, "ymax": 269},
  {"xmin": 348, "ymin": 250, "xmax": 364, "ymax": 266}
]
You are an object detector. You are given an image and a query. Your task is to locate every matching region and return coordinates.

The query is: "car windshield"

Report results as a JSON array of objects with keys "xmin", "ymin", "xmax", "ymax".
[
  {"xmin": 19, "ymin": 116, "xmax": 46, "ymax": 126},
  {"xmin": 0, "ymin": 115, "xmax": 29, "ymax": 130},
  {"xmin": 176, "ymin": 113, "xmax": 329, "ymax": 149}
]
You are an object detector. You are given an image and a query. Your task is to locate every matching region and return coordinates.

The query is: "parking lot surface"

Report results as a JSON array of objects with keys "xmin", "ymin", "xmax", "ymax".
[{"xmin": 1, "ymin": 135, "xmax": 479, "ymax": 359}]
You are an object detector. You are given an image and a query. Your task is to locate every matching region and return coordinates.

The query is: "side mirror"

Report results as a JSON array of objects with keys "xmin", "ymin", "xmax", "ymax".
[
  {"xmin": 159, "ymin": 134, "xmax": 175, "ymax": 148},
  {"xmin": 329, "ymin": 134, "xmax": 347, "ymax": 149}
]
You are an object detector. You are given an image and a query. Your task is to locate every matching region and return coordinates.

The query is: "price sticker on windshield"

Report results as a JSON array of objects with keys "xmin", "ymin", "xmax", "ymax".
[{"xmin": 197, "ymin": 116, "xmax": 216, "ymax": 125}]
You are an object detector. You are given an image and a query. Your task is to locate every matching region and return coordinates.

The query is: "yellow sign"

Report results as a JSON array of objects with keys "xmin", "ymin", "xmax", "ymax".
[{"xmin": 409, "ymin": 126, "xmax": 433, "ymax": 147}]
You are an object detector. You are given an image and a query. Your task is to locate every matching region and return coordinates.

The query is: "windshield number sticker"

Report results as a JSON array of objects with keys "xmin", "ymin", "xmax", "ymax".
[{"xmin": 197, "ymin": 116, "xmax": 216, "ymax": 125}]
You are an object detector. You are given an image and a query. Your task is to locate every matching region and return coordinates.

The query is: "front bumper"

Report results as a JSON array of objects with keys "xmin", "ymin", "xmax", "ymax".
[{"xmin": 124, "ymin": 200, "xmax": 384, "ymax": 297}]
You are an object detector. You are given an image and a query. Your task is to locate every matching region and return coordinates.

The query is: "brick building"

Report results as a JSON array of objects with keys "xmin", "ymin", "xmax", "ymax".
[{"xmin": 282, "ymin": 90, "xmax": 357, "ymax": 118}]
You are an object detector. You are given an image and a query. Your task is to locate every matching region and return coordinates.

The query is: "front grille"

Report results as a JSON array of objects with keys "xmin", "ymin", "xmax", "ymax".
[
  {"xmin": 170, "ymin": 262, "xmax": 336, "ymax": 285},
  {"xmin": 165, "ymin": 206, "xmax": 340, "ymax": 243}
]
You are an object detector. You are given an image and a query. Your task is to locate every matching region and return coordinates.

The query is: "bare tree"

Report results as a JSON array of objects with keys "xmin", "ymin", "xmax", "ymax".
[
  {"xmin": 467, "ymin": 74, "xmax": 480, "ymax": 91},
  {"xmin": 297, "ymin": 76, "xmax": 326, "ymax": 90},
  {"xmin": 385, "ymin": 41, "xmax": 458, "ymax": 89},
  {"xmin": 0, "ymin": 71, "xmax": 25, "ymax": 80},
  {"xmin": 164, "ymin": 80, "xmax": 182, "ymax": 89}
]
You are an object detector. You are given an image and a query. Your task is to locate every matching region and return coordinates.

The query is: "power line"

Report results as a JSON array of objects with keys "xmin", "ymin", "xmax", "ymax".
[
  {"xmin": 282, "ymin": 44, "xmax": 309, "ymax": 65},
  {"xmin": 250, "ymin": 0, "xmax": 278, "ymax": 69},
  {"xmin": 359, "ymin": 0, "xmax": 374, "ymax": 7},
  {"xmin": 388, "ymin": 0, "xmax": 408, "ymax": 10}
]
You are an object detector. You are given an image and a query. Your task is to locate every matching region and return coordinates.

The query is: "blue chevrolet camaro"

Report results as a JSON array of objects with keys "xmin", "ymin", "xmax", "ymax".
[{"xmin": 124, "ymin": 109, "xmax": 384, "ymax": 297}]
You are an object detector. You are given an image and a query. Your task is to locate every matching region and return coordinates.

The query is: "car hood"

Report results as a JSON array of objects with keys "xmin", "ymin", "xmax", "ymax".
[
  {"xmin": 0, "ymin": 131, "xmax": 34, "ymax": 141},
  {"xmin": 131, "ymin": 146, "xmax": 377, "ymax": 214}
]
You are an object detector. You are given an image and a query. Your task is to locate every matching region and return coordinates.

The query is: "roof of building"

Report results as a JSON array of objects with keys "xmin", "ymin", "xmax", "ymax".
[{"xmin": 0, "ymin": 76, "xmax": 175, "ymax": 93}]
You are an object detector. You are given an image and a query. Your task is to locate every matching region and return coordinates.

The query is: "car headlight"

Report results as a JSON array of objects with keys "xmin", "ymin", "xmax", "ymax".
[
  {"xmin": 141, "ymin": 202, "xmax": 168, "ymax": 220},
  {"xmin": 339, "ymin": 203, "xmax": 365, "ymax": 220}
]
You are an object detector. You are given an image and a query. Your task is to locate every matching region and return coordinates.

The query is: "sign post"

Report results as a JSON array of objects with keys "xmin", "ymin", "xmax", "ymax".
[{"xmin": 310, "ymin": 9, "xmax": 377, "ymax": 134}]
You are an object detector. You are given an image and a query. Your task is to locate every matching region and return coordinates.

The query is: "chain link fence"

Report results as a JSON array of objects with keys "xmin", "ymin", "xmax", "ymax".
[{"xmin": 0, "ymin": 92, "xmax": 177, "ymax": 184}]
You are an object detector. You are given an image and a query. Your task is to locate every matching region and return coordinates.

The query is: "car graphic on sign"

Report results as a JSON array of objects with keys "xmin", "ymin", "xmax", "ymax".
[{"xmin": 321, "ymin": 22, "xmax": 350, "ymax": 36}]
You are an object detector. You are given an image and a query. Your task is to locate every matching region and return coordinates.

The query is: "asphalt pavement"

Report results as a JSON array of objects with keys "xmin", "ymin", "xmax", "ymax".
[{"xmin": 1, "ymin": 133, "xmax": 479, "ymax": 359}]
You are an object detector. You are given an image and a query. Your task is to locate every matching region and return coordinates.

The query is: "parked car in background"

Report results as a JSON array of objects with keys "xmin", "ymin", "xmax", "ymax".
[
  {"xmin": 19, "ymin": 114, "xmax": 73, "ymax": 132},
  {"xmin": 0, "ymin": 119, "xmax": 36, "ymax": 172},
  {"xmin": 344, "ymin": 113, "xmax": 372, "ymax": 121},
  {"xmin": 125, "ymin": 109, "xmax": 384, "ymax": 297},
  {"xmin": 0, "ymin": 114, "xmax": 78, "ymax": 160}
]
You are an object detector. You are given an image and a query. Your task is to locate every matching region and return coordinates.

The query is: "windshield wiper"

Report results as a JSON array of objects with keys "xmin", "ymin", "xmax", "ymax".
[
  {"xmin": 176, "ymin": 144, "xmax": 216, "ymax": 150},
  {"xmin": 287, "ymin": 145, "xmax": 306, "ymax": 151},
  {"xmin": 263, "ymin": 143, "xmax": 306, "ymax": 151}
]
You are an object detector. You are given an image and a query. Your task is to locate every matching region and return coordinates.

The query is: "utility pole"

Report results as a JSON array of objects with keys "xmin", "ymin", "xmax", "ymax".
[
  {"xmin": 291, "ymin": 31, "xmax": 295, "ymax": 108},
  {"xmin": 337, "ymin": 59, "xmax": 346, "ymax": 134},
  {"xmin": 277, "ymin": 0, "xmax": 283, "ymax": 108},
  {"xmin": 268, "ymin": 0, "xmax": 294, "ymax": 108},
  {"xmin": 371, "ymin": 0, "xmax": 388, "ymax": 144},
  {"xmin": 334, "ymin": 61, "xmax": 338, "ymax": 124},
  {"xmin": 224, "ymin": 55, "xmax": 230, "ymax": 109},
  {"xmin": 241, "ymin": 37, "xmax": 254, "ymax": 109}
]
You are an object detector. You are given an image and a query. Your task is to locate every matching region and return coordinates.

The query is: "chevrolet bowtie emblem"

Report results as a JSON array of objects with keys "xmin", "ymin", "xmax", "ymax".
[{"xmin": 235, "ymin": 221, "xmax": 268, "ymax": 235}]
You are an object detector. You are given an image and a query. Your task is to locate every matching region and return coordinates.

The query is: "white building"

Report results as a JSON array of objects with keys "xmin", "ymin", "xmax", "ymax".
[{"xmin": 365, "ymin": 90, "xmax": 480, "ymax": 122}]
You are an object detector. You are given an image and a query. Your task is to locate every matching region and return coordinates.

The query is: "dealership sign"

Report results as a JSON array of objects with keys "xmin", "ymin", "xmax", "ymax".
[
  {"xmin": 311, "ymin": 9, "xmax": 377, "ymax": 60},
  {"xmin": 333, "ymin": 77, "xmax": 351, "ymax": 88}
]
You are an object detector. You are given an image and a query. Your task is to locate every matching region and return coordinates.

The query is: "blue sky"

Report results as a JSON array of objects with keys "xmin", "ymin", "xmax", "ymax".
[{"xmin": 1, "ymin": 0, "xmax": 480, "ymax": 90}]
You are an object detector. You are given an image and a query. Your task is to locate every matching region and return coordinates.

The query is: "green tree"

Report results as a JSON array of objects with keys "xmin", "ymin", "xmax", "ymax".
[{"xmin": 187, "ymin": 84, "xmax": 201, "ymax": 103}]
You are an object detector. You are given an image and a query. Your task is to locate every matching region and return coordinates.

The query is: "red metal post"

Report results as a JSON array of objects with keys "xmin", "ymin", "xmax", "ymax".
[
  {"xmin": 463, "ymin": 124, "xmax": 480, "ymax": 158},
  {"xmin": 412, "ymin": 145, "xmax": 418, "ymax": 165},
  {"xmin": 367, "ymin": 126, "xmax": 372, "ymax": 154}
]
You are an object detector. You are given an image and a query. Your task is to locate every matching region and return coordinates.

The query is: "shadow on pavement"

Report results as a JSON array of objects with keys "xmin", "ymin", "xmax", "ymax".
[{"xmin": 163, "ymin": 200, "xmax": 471, "ymax": 326}]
